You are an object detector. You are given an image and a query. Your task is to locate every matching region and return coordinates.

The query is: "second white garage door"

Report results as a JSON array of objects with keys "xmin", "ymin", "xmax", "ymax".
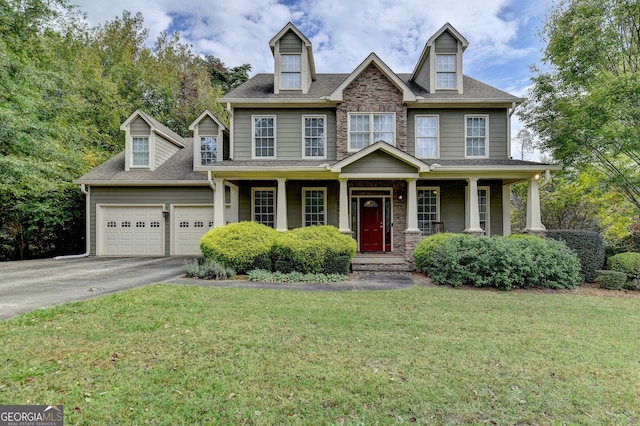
[{"xmin": 172, "ymin": 206, "xmax": 215, "ymax": 255}]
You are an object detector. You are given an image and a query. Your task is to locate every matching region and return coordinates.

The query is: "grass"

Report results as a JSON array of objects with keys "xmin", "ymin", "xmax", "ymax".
[{"xmin": 1, "ymin": 284, "xmax": 639, "ymax": 425}]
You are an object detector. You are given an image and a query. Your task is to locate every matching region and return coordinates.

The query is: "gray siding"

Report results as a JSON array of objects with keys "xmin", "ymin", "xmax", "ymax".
[
  {"xmin": 90, "ymin": 186, "xmax": 213, "ymax": 255},
  {"xmin": 155, "ymin": 136, "xmax": 180, "ymax": 168},
  {"xmin": 131, "ymin": 117, "xmax": 150, "ymax": 135},
  {"xmin": 435, "ymin": 32, "xmax": 458, "ymax": 53},
  {"xmin": 280, "ymin": 31, "xmax": 303, "ymax": 52},
  {"xmin": 237, "ymin": 181, "xmax": 338, "ymax": 228},
  {"xmin": 342, "ymin": 151, "xmax": 417, "ymax": 174},
  {"xmin": 414, "ymin": 54, "xmax": 431, "ymax": 91},
  {"xmin": 198, "ymin": 116, "xmax": 219, "ymax": 135},
  {"xmin": 407, "ymin": 109, "xmax": 509, "ymax": 160},
  {"xmin": 233, "ymin": 108, "xmax": 337, "ymax": 160}
]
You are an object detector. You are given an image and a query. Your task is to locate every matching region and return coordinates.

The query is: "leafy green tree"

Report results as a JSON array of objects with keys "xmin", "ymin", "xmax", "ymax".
[
  {"xmin": 518, "ymin": 0, "xmax": 640, "ymax": 210},
  {"xmin": 511, "ymin": 168, "xmax": 635, "ymax": 243},
  {"xmin": 202, "ymin": 55, "xmax": 251, "ymax": 94},
  {"xmin": 0, "ymin": 2, "xmax": 251, "ymax": 259}
]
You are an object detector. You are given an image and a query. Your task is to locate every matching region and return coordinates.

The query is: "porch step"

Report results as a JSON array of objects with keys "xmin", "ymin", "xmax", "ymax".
[{"xmin": 350, "ymin": 253, "xmax": 413, "ymax": 273}]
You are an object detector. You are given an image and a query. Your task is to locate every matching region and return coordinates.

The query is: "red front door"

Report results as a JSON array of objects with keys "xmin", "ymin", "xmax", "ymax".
[{"xmin": 360, "ymin": 198, "xmax": 383, "ymax": 252}]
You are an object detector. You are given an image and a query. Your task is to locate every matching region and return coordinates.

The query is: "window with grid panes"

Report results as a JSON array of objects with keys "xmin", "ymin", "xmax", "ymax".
[
  {"xmin": 253, "ymin": 189, "xmax": 275, "ymax": 228},
  {"xmin": 303, "ymin": 188, "xmax": 326, "ymax": 226},
  {"xmin": 417, "ymin": 188, "xmax": 439, "ymax": 235}
]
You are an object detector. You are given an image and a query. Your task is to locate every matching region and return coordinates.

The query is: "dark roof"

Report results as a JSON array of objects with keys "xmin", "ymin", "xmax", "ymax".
[
  {"xmin": 221, "ymin": 73, "xmax": 521, "ymax": 102},
  {"xmin": 432, "ymin": 159, "xmax": 555, "ymax": 167},
  {"xmin": 75, "ymin": 139, "xmax": 207, "ymax": 184}
]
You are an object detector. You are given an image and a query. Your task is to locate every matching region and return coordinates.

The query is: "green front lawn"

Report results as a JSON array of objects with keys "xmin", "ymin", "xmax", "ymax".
[{"xmin": 1, "ymin": 285, "xmax": 639, "ymax": 424}]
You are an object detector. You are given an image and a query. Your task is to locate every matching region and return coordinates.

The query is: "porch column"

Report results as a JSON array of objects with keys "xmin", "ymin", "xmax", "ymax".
[
  {"xmin": 405, "ymin": 178, "xmax": 420, "ymax": 232},
  {"xmin": 213, "ymin": 177, "xmax": 225, "ymax": 228},
  {"xmin": 465, "ymin": 177, "xmax": 483, "ymax": 234},
  {"xmin": 338, "ymin": 178, "xmax": 351, "ymax": 233},
  {"xmin": 502, "ymin": 184, "xmax": 512, "ymax": 236},
  {"xmin": 229, "ymin": 183, "xmax": 239, "ymax": 224},
  {"xmin": 524, "ymin": 177, "xmax": 545, "ymax": 233},
  {"xmin": 276, "ymin": 178, "xmax": 288, "ymax": 232}
]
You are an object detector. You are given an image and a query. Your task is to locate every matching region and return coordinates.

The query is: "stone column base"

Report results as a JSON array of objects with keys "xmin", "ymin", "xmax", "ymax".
[
  {"xmin": 404, "ymin": 230, "xmax": 424, "ymax": 270},
  {"xmin": 463, "ymin": 230, "xmax": 485, "ymax": 237},
  {"xmin": 523, "ymin": 229, "xmax": 547, "ymax": 238}
]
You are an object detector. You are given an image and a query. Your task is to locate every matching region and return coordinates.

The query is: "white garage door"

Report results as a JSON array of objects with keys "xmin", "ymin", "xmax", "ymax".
[
  {"xmin": 101, "ymin": 206, "xmax": 164, "ymax": 256},
  {"xmin": 172, "ymin": 206, "xmax": 215, "ymax": 255}
]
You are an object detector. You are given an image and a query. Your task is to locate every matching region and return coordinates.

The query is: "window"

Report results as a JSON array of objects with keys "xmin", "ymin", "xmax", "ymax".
[
  {"xmin": 416, "ymin": 115, "xmax": 439, "ymax": 158},
  {"xmin": 478, "ymin": 187, "xmax": 489, "ymax": 235},
  {"xmin": 349, "ymin": 113, "xmax": 394, "ymax": 151},
  {"xmin": 253, "ymin": 116, "xmax": 276, "ymax": 158},
  {"xmin": 132, "ymin": 137, "xmax": 149, "ymax": 166},
  {"xmin": 281, "ymin": 54, "xmax": 301, "ymax": 89},
  {"xmin": 303, "ymin": 116, "xmax": 326, "ymax": 158},
  {"xmin": 465, "ymin": 115, "xmax": 488, "ymax": 158},
  {"xmin": 417, "ymin": 187, "xmax": 439, "ymax": 235},
  {"xmin": 303, "ymin": 188, "xmax": 326, "ymax": 226},
  {"xmin": 200, "ymin": 136, "xmax": 217, "ymax": 165},
  {"xmin": 252, "ymin": 188, "xmax": 275, "ymax": 228},
  {"xmin": 436, "ymin": 55, "xmax": 456, "ymax": 89}
]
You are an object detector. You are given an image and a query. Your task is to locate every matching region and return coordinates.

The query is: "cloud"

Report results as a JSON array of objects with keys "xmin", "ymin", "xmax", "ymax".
[{"xmin": 73, "ymin": 0, "xmax": 547, "ymax": 92}]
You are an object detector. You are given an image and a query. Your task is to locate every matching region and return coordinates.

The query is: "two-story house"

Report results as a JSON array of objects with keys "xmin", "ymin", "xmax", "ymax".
[{"xmin": 76, "ymin": 22, "xmax": 559, "ymax": 268}]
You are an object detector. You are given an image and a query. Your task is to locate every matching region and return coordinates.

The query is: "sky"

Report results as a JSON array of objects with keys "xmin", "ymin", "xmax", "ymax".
[{"xmin": 70, "ymin": 0, "xmax": 555, "ymax": 160}]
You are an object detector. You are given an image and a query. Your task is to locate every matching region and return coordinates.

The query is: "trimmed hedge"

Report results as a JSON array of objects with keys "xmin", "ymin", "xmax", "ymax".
[
  {"xmin": 607, "ymin": 252, "xmax": 640, "ymax": 290},
  {"xmin": 547, "ymin": 230, "xmax": 605, "ymax": 283},
  {"xmin": 595, "ymin": 270, "xmax": 627, "ymax": 290},
  {"xmin": 200, "ymin": 221, "xmax": 278, "ymax": 274},
  {"xmin": 412, "ymin": 232, "xmax": 458, "ymax": 272},
  {"xmin": 425, "ymin": 235, "xmax": 582, "ymax": 291},
  {"xmin": 270, "ymin": 226, "xmax": 357, "ymax": 275}
]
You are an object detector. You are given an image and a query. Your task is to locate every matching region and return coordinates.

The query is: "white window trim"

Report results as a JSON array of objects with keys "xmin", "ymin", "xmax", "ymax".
[
  {"xmin": 347, "ymin": 112, "xmax": 396, "ymax": 152},
  {"xmin": 417, "ymin": 186, "xmax": 440, "ymax": 236},
  {"xmin": 251, "ymin": 187, "xmax": 276, "ymax": 227},
  {"xmin": 435, "ymin": 54, "xmax": 457, "ymax": 90},
  {"xmin": 130, "ymin": 135, "xmax": 151, "ymax": 169},
  {"xmin": 302, "ymin": 187, "xmax": 327, "ymax": 227},
  {"xmin": 464, "ymin": 114, "xmax": 490, "ymax": 159},
  {"xmin": 199, "ymin": 136, "xmax": 218, "ymax": 165},
  {"xmin": 301, "ymin": 115, "xmax": 327, "ymax": 160},
  {"xmin": 251, "ymin": 115, "xmax": 276, "ymax": 159},
  {"xmin": 478, "ymin": 186, "xmax": 490, "ymax": 235},
  {"xmin": 415, "ymin": 115, "xmax": 439, "ymax": 159},
  {"xmin": 280, "ymin": 53, "xmax": 301, "ymax": 90}
]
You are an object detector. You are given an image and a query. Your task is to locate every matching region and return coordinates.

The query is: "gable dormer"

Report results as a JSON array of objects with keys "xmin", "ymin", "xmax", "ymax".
[
  {"xmin": 120, "ymin": 110, "xmax": 186, "ymax": 171},
  {"xmin": 189, "ymin": 110, "xmax": 228, "ymax": 170},
  {"xmin": 269, "ymin": 22, "xmax": 316, "ymax": 94},
  {"xmin": 411, "ymin": 23, "xmax": 469, "ymax": 94}
]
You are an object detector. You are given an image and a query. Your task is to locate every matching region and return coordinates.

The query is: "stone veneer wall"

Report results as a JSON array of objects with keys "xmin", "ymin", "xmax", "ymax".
[{"xmin": 336, "ymin": 64, "xmax": 407, "ymax": 160}]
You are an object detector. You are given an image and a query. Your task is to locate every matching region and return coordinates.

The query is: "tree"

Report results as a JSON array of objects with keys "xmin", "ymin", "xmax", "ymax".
[
  {"xmin": 513, "ymin": 129, "xmax": 535, "ymax": 160},
  {"xmin": 511, "ymin": 168, "xmax": 636, "ymax": 243},
  {"xmin": 202, "ymin": 55, "xmax": 251, "ymax": 94},
  {"xmin": 518, "ymin": 0, "xmax": 640, "ymax": 210},
  {"xmin": 0, "ymin": 2, "xmax": 252, "ymax": 259}
]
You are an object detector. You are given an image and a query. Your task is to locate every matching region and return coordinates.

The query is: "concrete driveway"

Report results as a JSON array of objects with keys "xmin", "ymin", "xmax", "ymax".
[{"xmin": 0, "ymin": 257, "xmax": 188, "ymax": 320}]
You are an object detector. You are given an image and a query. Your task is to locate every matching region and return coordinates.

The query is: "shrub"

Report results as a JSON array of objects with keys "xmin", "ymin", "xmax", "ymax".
[
  {"xmin": 595, "ymin": 270, "xmax": 627, "ymax": 290},
  {"xmin": 606, "ymin": 231, "xmax": 640, "ymax": 257},
  {"xmin": 270, "ymin": 226, "xmax": 357, "ymax": 275},
  {"xmin": 547, "ymin": 230, "xmax": 605, "ymax": 282},
  {"xmin": 200, "ymin": 221, "xmax": 278, "ymax": 274},
  {"xmin": 413, "ymin": 232, "xmax": 459, "ymax": 272},
  {"xmin": 607, "ymin": 252, "xmax": 640, "ymax": 290},
  {"xmin": 607, "ymin": 252, "xmax": 640, "ymax": 280},
  {"xmin": 426, "ymin": 235, "xmax": 582, "ymax": 291},
  {"xmin": 247, "ymin": 269, "xmax": 347, "ymax": 284},
  {"xmin": 184, "ymin": 258, "xmax": 236, "ymax": 280}
]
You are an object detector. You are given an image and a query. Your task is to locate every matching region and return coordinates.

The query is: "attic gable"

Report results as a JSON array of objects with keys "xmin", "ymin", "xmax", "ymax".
[
  {"xmin": 120, "ymin": 110, "xmax": 186, "ymax": 172},
  {"xmin": 269, "ymin": 22, "xmax": 316, "ymax": 94},
  {"xmin": 329, "ymin": 53, "xmax": 417, "ymax": 102},
  {"xmin": 411, "ymin": 23, "xmax": 469, "ymax": 94}
]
